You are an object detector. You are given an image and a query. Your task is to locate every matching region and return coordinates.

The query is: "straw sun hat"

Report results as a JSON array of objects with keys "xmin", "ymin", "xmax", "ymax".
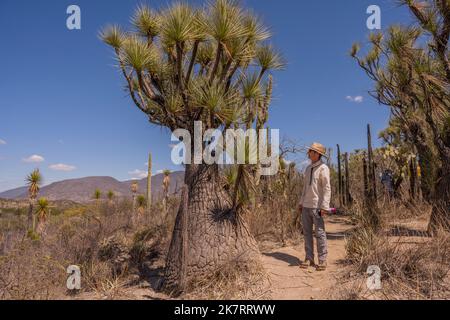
[{"xmin": 307, "ymin": 142, "xmax": 327, "ymax": 157}]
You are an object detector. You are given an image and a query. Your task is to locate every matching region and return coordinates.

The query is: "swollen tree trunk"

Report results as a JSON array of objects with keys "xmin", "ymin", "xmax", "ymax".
[{"xmin": 162, "ymin": 164, "xmax": 260, "ymax": 293}]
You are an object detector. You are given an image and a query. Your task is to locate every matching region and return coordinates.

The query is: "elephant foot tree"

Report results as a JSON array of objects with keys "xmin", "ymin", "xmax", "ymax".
[{"xmin": 101, "ymin": 0, "xmax": 284, "ymax": 292}]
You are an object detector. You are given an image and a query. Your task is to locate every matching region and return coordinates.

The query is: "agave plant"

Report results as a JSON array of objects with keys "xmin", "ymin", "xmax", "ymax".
[{"xmin": 101, "ymin": 0, "xmax": 284, "ymax": 291}]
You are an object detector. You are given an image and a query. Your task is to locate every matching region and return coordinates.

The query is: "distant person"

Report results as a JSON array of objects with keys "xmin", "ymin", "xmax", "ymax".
[
  {"xmin": 298, "ymin": 142, "xmax": 331, "ymax": 271},
  {"xmin": 381, "ymin": 169, "xmax": 394, "ymax": 197}
]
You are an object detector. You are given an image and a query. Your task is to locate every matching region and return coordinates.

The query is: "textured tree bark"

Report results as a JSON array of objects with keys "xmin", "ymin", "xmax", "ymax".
[
  {"xmin": 162, "ymin": 164, "xmax": 260, "ymax": 293},
  {"xmin": 428, "ymin": 150, "xmax": 450, "ymax": 234}
]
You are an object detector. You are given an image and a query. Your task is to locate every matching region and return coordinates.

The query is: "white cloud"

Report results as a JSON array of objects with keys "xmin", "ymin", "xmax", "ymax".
[
  {"xmin": 49, "ymin": 163, "xmax": 76, "ymax": 171},
  {"xmin": 0, "ymin": 139, "xmax": 6, "ymax": 145},
  {"xmin": 23, "ymin": 154, "xmax": 45, "ymax": 163},
  {"xmin": 128, "ymin": 169, "xmax": 148, "ymax": 179},
  {"xmin": 346, "ymin": 95, "xmax": 364, "ymax": 103}
]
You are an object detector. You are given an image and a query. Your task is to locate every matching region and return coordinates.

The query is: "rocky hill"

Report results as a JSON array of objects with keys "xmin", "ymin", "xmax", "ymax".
[{"xmin": 0, "ymin": 171, "xmax": 184, "ymax": 203}]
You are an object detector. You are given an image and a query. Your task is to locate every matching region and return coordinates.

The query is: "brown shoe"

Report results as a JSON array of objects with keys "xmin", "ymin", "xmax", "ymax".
[
  {"xmin": 299, "ymin": 259, "xmax": 314, "ymax": 269},
  {"xmin": 316, "ymin": 260, "xmax": 327, "ymax": 271}
]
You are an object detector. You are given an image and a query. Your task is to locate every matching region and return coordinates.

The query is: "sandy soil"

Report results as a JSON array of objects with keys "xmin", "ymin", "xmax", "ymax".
[{"xmin": 261, "ymin": 215, "xmax": 353, "ymax": 300}]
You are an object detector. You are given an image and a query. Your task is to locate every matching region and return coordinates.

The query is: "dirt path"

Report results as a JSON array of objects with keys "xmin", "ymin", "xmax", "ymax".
[{"xmin": 261, "ymin": 215, "xmax": 354, "ymax": 300}]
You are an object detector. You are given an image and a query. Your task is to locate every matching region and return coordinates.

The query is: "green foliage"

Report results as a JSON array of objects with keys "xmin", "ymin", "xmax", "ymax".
[
  {"xmin": 93, "ymin": 189, "xmax": 102, "ymax": 200},
  {"xmin": 26, "ymin": 169, "xmax": 42, "ymax": 200},
  {"xmin": 36, "ymin": 197, "xmax": 49, "ymax": 221},
  {"xmin": 107, "ymin": 190, "xmax": 115, "ymax": 201},
  {"xmin": 136, "ymin": 194, "xmax": 146, "ymax": 208},
  {"xmin": 351, "ymin": 0, "xmax": 450, "ymax": 226},
  {"xmin": 26, "ymin": 229, "xmax": 40, "ymax": 241},
  {"xmin": 101, "ymin": 0, "xmax": 283, "ymax": 133},
  {"xmin": 132, "ymin": 4, "xmax": 161, "ymax": 39}
]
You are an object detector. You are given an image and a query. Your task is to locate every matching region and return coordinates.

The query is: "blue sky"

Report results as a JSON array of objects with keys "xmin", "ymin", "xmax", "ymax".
[{"xmin": 0, "ymin": 0, "xmax": 413, "ymax": 191}]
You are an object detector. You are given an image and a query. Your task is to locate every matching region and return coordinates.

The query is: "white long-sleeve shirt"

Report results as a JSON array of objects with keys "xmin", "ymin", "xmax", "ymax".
[{"xmin": 299, "ymin": 160, "xmax": 331, "ymax": 211}]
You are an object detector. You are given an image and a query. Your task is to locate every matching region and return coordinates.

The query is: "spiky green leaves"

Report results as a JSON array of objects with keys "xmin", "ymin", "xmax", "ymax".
[
  {"xmin": 242, "ymin": 72, "xmax": 263, "ymax": 102},
  {"xmin": 101, "ymin": 0, "xmax": 284, "ymax": 131},
  {"xmin": 256, "ymin": 44, "xmax": 285, "ymax": 72},
  {"xmin": 132, "ymin": 5, "xmax": 161, "ymax": 39},
  {"xmin": 159, "ymin": 84, "xmax": 184, "ymax": 114},
  {"xmin": 26, "ymin": 169, "xmax": 42, "ymax": 200},
  {"xmin": 196, "ymin": 42, "xmax": 215, "ymax": 66},
  {"xmin": 243, "ymin": 13, "xmax": 271, "ymax": 43},
  {"xmin": 161, "ymin": 3, "xmax": 198, "ymax": 45},
  {"xmin": 93, "ymin": 188, "xmax": 102, "ymax": 200},
  {"xmin": 36, "ymin": 197, "xmax": 49, "ymax": 220},
  {"xmin": 202, "ymin": 0, "xmax": 249, "ymax": 42},
  {"xmin": 136, "ymin": 194, "xmax": 147, "ymax": 208},
  {"xmin": 120, "ymin": 36, "xmax": 159, "ymax": 72},
  {"xmin": 100, "ymin": 25, "xmax": 125, "ymax": 49},
  {"xmin": 192, "ymin": 78, "xmax": 236, "ymax": 110}
]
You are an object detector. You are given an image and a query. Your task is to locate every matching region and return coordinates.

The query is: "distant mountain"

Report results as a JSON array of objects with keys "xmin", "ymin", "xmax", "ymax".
[
  {"xmin": 0, "ymin": 171, "xmax": 184, "ymax": 203},
  {"xmin": 0, "ymin": 186, "xmax": 28, "ymax": 199}
]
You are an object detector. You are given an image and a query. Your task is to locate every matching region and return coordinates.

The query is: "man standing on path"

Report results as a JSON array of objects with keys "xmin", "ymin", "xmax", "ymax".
[{"xmin": 298, "ymin": 142, "xmax": 331, "ymax": 271}]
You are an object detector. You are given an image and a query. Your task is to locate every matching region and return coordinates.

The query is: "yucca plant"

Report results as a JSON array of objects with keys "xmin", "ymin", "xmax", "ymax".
[
  {"xmin": 25, "ymin": 169, "xmax": 42, "ymax": 232},
  {"xmin": 351, "ymin": 0, "xmax": 450, "ymax": 234},
  {"xmin": 35, "ymin": 197, "xmax": 49, "ymax": 234},
  {"xmin": 101, "ymin": 0, "xmax": 284, "ymax": 292},
  {"xmin": 107, "ymin": 190, "xmax": 115, "ymax": 205},
  {"xmin": 136, "ymin": 194, "xmax": 147, "ymax": 216},
  {"xmin": 93, "ymin": 188, "xmax": 102, "ymax": 209},
  {"xmin": 107, "ymin": 189, "xmax": 115, "ymax": 200}
]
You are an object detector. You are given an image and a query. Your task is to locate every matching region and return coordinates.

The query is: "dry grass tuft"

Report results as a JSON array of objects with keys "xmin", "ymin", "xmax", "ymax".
[
  {"xmin": 184, "ymin": 257, "xmax": 271, "ymax": 300},
  {"xmin": 340, "ymin": 201, "xmax": 450, "ymax": 300}
]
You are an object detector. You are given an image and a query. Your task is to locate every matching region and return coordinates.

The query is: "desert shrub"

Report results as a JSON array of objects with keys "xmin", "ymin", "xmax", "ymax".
[
  {"xmin": 343, "ymin": 200, "xmax": 449, "ymax": 299},
  {"xmin": 0, "ymin": 241, "xmax": 67, "ymax": 299}
]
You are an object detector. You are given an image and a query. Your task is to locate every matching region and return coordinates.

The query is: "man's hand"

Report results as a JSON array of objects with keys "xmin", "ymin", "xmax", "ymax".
[
  {"xmin": 298, "ymin": 204, "xmax": 303, "ymax": 213},
  {"xmin": 320, "ymin": 209, "xmax": 328, "ymax": 216}
]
